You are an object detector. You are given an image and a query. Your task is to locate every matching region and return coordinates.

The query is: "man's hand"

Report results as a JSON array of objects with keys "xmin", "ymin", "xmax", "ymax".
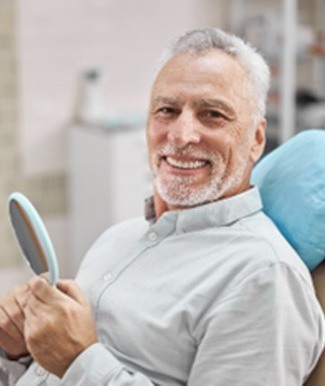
[
  {"xmin": 0, "ymin": 284, "xmax": 30, "ymax": 359},
  {"xmin": 23, "ymin": 277, "xmax": 98, "ymax": 378}
]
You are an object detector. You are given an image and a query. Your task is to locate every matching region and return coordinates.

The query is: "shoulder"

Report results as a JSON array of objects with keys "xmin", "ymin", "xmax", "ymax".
[
  {"xmin": 230, "ymin": 210, "xmax": 314, "ymax": 291},
  {"xmin": 89, "ymin": 217, "xmax": 148, "ymax": 250},
  {"xmin": 242, "ymin": 211, "xmax": 309, "ymax": 265},
  {"xmin": 77, "ymin": 217, "xmax": 148, "ymax": 272}
]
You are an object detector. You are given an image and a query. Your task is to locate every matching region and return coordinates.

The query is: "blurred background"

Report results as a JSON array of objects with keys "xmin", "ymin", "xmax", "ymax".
[{"xmin": 0, "ymin": 0, "xmax": 324, "ymax": 292}]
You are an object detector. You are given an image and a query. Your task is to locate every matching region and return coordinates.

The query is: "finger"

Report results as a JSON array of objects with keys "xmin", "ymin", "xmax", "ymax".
[
  {"xmin": 0, "ymin": 285, "xmax": 28, "ymax": 337},
  {"xmin": 28, "ymin": 277, "xmax": 83, "ymax": 307},
  {"xmin": 0, "ymin": 286, "xmax": 32, "ymax": 358},
  {"xmin": 39, "ymin": 271, "xmax": 51, "ymax": 283},
  {"xmin": 56, "ymin": 280, "xmax": 88, "ymax": 306},
  {"xmin": 0, "ymin": 328, "xmax": 19, "ymax": 347},
  {"xmin": 12, "ymin": 285, "xmax": 30, "ymax": 331},
  {"xmin": 23, "ymin": 292, "xmax": 42, "ymax": 319},
  {"xmin": 24, "ymin": 290, "xmax": 56, "ymax": 327},
  {"xmin": 27, "ymin": 276, "xmax": 55, "ymax": 304},
  {"xmin": 0, "ymin": 327, "xmax": 28, "ymax": 359},
  {"xmin": 0, "ymin": 303, "xmax": 24, "ymax": 341},
  {"xmin": 14, "ymin": 289, "xmax": 29, "ymax": 310}
]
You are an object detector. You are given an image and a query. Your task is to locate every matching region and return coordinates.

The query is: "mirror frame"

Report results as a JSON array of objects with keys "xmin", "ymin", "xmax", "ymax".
[{"xmin": 8, "ymin": 192, "xmax": 59, "ymax": 285}]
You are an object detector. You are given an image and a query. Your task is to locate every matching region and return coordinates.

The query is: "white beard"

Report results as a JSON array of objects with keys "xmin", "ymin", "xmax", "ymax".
[{"xmin": 151, "ymin": 145, "xmax": 248, "ymax": 207}]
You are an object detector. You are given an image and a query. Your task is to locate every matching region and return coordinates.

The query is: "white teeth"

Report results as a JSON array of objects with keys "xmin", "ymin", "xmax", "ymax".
[{"xmin": 166, "ymin": 157, "xmax": 206, "ymax": 169}]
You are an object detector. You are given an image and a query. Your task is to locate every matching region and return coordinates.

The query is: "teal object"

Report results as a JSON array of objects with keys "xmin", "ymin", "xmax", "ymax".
[
  {"xmin": 251, "ymin": 129, "xmax": 325, "ymax": 270},
  {"xmin": 8, "ymin": 192, "xmax": 59, "ymax": 285}
]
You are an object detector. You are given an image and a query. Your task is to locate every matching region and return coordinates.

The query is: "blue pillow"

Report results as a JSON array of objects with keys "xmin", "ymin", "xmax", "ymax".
[{"xmin": 251, "ymin": 129, "xmax": 325, "ymax": 270}]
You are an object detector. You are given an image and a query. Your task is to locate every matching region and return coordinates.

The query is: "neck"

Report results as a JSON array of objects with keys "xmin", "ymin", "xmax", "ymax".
[
  {"xmin": 152, "ymin": 190, "xmax": 206, "ymax": 219},
  {"xmin": 152, "ymin": 181, "xmax": 252, "ymax": 220},
  {"xmin": 153, "ymin": 191, "xmax": 169, "ymax": 219}
]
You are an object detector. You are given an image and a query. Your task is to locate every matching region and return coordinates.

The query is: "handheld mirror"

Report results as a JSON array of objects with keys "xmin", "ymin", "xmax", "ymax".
[{"xmin": 8, "ymin": 192, "xmax": 59, "ymax": 285}]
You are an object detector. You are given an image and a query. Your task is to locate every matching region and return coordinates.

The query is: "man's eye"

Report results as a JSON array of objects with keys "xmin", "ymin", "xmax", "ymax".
[
  {"xmin": 154, "ymin": 107, "xmax": 179, "ymax": 119},
  {"xmin": 157, "ymin": 107, "xmax": 176, "ymax": 115},
  {"xmin": 202, "ymin": 110, "xmax": 224, "ymax": 119}
]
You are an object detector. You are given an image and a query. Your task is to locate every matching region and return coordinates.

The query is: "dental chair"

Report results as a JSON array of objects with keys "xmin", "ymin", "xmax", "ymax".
[
  {"xmin": 251, "ymin": 129, "xmax": 325, "ymax": 385},
  {"xmin": 306, "ymin": 262, "xmax": 325, "ymax": 385}
]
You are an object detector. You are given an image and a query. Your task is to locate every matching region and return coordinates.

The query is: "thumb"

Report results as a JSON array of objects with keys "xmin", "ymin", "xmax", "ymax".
[{"xmin": 56, "ymin": 279, "xmax": 88, "ymax": 306}]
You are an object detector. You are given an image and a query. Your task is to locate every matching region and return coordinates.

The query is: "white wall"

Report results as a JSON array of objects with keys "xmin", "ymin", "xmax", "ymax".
[{"xmin": 17, "ymin": 0, "xmax": 229, "ymax": 176}]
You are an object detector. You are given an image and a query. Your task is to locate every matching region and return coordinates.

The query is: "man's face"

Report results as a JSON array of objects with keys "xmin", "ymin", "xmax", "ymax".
[{"xmin": 146, "ymin": 50, "xmax": 265, "ymax": 210}]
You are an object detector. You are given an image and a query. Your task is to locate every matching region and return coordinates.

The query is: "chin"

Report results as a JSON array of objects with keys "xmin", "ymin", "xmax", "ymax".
[{"xmin": 155, "ymin": 180, "xmax": 224, "ymax": 208}]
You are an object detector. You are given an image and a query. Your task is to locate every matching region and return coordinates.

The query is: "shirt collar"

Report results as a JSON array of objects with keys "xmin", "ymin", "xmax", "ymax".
[{"xmin": 144, "ymin": 186, "xmax": 263, "ymax": 232}]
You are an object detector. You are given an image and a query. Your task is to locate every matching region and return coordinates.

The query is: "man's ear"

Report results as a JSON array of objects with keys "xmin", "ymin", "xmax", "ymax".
[{"xmin": 250, "ymin": 118, "xmax": 267, "ymax": 163}]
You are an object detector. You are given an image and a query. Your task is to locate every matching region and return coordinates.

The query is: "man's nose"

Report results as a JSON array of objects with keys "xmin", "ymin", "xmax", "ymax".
[{"xmin": 167, "ymin": 112, "xmax": 201, "ymax": 148}]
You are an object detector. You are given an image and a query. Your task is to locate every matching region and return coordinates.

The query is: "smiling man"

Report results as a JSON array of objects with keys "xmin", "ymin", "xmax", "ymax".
[
  {"xmin": 0, "ymin": 28, "xmax": 324, "ymax": 386},
  {"xmin": 147, "ymin": 46, "xmax": 266, "ymax": 216}
]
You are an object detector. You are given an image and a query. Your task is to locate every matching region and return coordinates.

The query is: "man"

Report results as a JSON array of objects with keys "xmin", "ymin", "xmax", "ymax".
[{"xmin": 0, "ymin": 27, "xmax": 324, "ymax": 385}]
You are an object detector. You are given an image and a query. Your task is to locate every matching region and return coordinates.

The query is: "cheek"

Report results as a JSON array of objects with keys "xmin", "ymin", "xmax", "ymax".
[
  {"xmin": 208, "ymin": 131, "xmax": 249, "ymax": 168},
  {"xmin": 146, "ymin": 125, "xmax": 162, "ymax": 168},
  {"xmin": 146, "ymin": 121, "xmax": 167, "ymax": 151},
  {"xmin": 207, "ymin": 132, "xmax": 234, "ymax": 157},
  {"xmin": 146, "ymin": 123, "xmax": 156, "ymax": 149}
]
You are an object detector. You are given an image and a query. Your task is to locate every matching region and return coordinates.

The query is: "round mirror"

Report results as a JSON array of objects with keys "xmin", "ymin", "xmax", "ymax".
[{"xmin": 8, "ymin": 192, "xmax": 59, "ymax": 285}]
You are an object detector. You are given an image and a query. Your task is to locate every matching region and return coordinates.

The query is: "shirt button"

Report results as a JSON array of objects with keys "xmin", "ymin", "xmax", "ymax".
[
  {"xmin": 36, "ymin": 366, "xmax": 47, "ymax": 376},
  {"xmin": 103, "ymin": 273, "xmax": 114, "ymax": 283},
  {"xmin": 148, "ymin": 231, "xmax": 157, "ymax": 241}
]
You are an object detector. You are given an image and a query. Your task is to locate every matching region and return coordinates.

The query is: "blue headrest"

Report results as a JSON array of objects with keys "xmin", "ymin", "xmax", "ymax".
[{"xmin": 251, "ymin": 129, "xmax": 325, "ymax": 270}]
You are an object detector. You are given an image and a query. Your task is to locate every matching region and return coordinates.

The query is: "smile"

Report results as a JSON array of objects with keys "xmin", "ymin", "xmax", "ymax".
[{"xmin": 164, "ymin": 156, "xmax": 208, "ymax": 170}]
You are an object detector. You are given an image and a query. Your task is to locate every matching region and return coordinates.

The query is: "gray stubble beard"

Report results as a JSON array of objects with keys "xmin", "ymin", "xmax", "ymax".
[{"xmin": 151, "ymin": 146, "xmax": 248, "ymax": 207}]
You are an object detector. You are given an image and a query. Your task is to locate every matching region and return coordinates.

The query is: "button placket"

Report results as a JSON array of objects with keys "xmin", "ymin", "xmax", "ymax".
[
  {"xmin": 35, "ymin": 365, "xmax": 47, "ymax": 377},
  {"xmin": 103, "ymin": 272, "xmax": 115, "ymax": 283},
  {"xmin": 148, "ymin": 231, "xmax": 158, "ymax": 241}
]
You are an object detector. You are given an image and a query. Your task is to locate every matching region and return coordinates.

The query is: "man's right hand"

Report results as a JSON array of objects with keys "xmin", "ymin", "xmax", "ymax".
[{"xmin": 0, "ymin": 284, "xmax": 30, "ymax": 360}]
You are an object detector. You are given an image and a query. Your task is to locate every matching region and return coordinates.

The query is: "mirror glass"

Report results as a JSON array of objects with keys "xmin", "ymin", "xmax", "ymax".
[{"xmin": 8, "ymin": 192, "xmax": 59, "ymax": 285}]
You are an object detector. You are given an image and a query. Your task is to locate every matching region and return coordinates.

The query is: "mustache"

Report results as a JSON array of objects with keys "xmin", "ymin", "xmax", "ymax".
[{"xmin": 156, "ymin": 144, "xmax": 215, "ymax": 161}]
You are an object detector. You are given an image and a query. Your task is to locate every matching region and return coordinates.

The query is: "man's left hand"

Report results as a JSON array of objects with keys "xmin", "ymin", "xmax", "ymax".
[{"xmin": 23, "ymin": 277, "xmax": 98, "ymax": 378}]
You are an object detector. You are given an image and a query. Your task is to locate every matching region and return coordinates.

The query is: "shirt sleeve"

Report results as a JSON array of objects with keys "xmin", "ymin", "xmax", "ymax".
[
  {"xmin": 62, "ymin": 343, "xmax": 156, "ymax": 386},
  {"xmin": 0, "ymin": 349, "xmax": 29, "ymax": 386},
  {"xmin": 187, "ymin": 262, "xmax": 325, "ymax": 386}
]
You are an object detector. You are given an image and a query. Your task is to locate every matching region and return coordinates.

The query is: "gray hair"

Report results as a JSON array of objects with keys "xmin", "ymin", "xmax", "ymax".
[{"xmin": 159, "ymin": 27, "xmax": 271, "ymax": 122}]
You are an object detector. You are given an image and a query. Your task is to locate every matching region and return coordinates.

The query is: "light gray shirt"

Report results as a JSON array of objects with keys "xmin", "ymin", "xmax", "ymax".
[{"xmin": 1, "ymin": 187, "xmax": 324, "ymax": 385}]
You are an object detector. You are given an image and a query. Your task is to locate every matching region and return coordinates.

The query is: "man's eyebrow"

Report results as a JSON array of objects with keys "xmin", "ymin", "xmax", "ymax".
[
  {"xmin": 152, "ymin": 96, "xmax": 180, "ymax": 106},
  {"xmin": 151, "ymin": 97, "xmax": 237, "ymax": 118},
  {"xmin": 196, "ymin": 99, "xmax": 236, "ymax": 117}
]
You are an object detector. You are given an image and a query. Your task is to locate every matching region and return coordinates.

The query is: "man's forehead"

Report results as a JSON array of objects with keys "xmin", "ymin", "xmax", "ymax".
[
  {"xmin": 159, "ymin": 49, "xmax": 243, "ymax": 74},
  {"xmin": 152, "ymin": 50, "xmax": 248, "ymax": 92}
]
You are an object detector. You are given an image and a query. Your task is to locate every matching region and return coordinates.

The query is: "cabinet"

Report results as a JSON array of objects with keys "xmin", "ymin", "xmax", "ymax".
[
  {"xmin": 67, "ymin": 124, "xmax": 151, "ymax": 275},
  {"xmin": 230, "ymin": 0, "xmax": 325, "ymax": 152}
]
